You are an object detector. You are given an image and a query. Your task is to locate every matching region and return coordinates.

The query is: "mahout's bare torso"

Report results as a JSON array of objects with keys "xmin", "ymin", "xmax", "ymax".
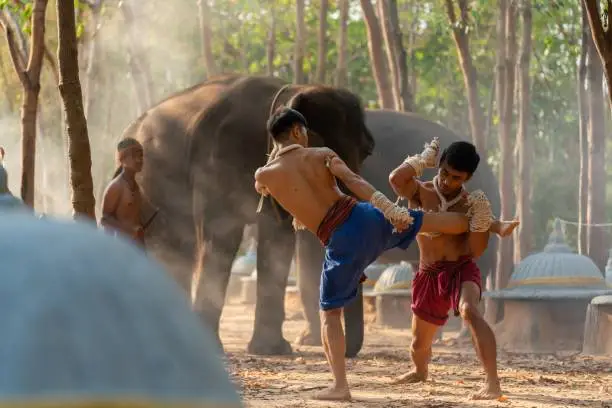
[{"xmin": 409, "ymin": 180, "xmax": 470, "ymax": 263}]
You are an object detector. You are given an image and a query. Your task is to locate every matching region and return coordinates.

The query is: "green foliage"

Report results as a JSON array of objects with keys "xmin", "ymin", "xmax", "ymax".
[{"xmin": 1, "ymin": 0, "xmax": 611, "ymax": 249}]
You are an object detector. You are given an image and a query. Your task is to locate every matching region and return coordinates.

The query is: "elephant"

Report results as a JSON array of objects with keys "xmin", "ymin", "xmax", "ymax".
[
  {"xmin": 294, "ymin": 109, "xmax": 501, "ymax": 346},
  {"xmin": 120, "ymin": 75, "xmax": 375, "ymax": 357}
]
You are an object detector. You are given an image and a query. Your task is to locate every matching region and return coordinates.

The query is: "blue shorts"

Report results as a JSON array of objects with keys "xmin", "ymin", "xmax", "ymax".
[{"xmin": 319, "ymin": 202, "xmax": 423, "ymax": 311}]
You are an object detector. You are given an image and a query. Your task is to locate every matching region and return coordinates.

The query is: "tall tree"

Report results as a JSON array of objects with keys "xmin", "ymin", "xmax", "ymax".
[
  {"xmin": 0, "ymin": 2, "xmax": 48, "ymax": 207},
  {"xmin": 582, "ymin": 0, "xmax": 609, "ymax": 270},
  {"xmin": 444, "ymin": 0, "xmax": 486, "ymax": 153},
  {"xmin": 578, "ymin": 3, "xmax": 590, "ymax": 255},
  {"xmin": 334, "ymin": 0, "xmax": 349, "ymax": 88},
  {"xmin": 583, "ymin": 0, "xmax": 612, "ymax": 108},
  {"xmin": 293, "ymin": 0, "xmax": 306, "ymax": 84},
  {"xmin": 495, "ymin": 0, "xmax": 518, "ymax": 289},
  {"xmin": 514, "ymin": 0, "xmax": 533, "ymax": 262},
  {"xmin": 56, "ymin": 0, "xmax": 96, "ymax": 219},
  {"xmin": 197, "ymin": 0, "xmax": 218, "ymax": 78},
  {"xmin": 266, "ymin": 6, "xmax": 276, "ymax": 77},
  {"xmin": 360, "ymin": 0, "xmax": 394, "ymax": 108},
  {"xmin": 120, "ymin": 0, "xmax": 154, "ymax": 114},
  {"xmin": 314, "ymin": 0, "xmax": 329, "ymax": 84},
  {"xmin": 378, "ymin": 0, "xmax": 414, "ymax": 111}
]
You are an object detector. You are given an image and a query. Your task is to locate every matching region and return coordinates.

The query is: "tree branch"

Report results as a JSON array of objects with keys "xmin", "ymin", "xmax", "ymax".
[
  {"xmin": 582, "ymin": 0, "xmax": 608, "ymax": 58},
  {"xmin": 0, "ymin": 11, "xmax": 28, "ymax": 87},
  {"xmin": 25, "ymin": 0, "xmax": 47, "ymax": 86},
  {"xmin": 445, "ymin": 0, "xmax": 458, "ymax": 25}
]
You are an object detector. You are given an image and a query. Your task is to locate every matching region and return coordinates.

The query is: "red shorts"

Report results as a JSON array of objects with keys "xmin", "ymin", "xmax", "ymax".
[{"xmin": 411, "ymin": 256, "xmax": 481, "ymax": 326}]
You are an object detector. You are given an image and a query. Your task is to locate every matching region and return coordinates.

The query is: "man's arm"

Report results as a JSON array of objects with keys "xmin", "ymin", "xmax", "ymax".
[
  {"xmin": 325, "ymin": 152, "xmax": 414, "ymax": 231},
  {"xmin": 254, "ymin": 167, "xmax": 270, "ymax": 196},
  {"xmin": 389, "ymin": 138, "xmax": 440, "ymax": 200},
  {"xmin": 389, "ymin": 163, "xmax": 420, "ymax": 201},
  {"xmin": 326, "ymin": 154, "xmax": 377, "ymax": 202}
]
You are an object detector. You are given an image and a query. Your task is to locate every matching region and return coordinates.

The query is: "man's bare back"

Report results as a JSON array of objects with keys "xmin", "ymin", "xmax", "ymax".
[{"xmin": 256, "ymin": 145, "xmax": 345, "ymax": 233}]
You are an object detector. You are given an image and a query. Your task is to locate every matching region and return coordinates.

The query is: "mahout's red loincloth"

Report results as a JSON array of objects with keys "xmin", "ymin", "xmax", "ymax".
[{"xmin": 411, "ymin": 256, "xmax": 481, "ymax": 326}]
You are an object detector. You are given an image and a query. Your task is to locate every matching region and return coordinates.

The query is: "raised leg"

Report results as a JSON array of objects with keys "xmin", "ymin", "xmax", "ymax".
[
  {"xmin": 390, "ymin": 314, "xmax": 438, "ymax": 384},
  {"xmin": 312, "ymin": 308, "xmax": 352, "ymax": 401},
  {"xmin": 459, "ymin": 281, "xmax": 502, "ymax": 400},
  {"xmin": 247, "ymin": 210, "xmax": 294, "ymax": 355},
  {"xmin": 295, "ymin": 231, "xmax": 323, "ymax": 346},
  {"xmin": 192, "ymin": 212, "xmax": 245, "ymax": 348}
]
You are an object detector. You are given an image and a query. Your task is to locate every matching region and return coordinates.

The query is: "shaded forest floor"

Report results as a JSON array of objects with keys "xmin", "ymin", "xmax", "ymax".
[{"xmin": 220, "ymin": 296, "xmax": 612, "ymax": 408}]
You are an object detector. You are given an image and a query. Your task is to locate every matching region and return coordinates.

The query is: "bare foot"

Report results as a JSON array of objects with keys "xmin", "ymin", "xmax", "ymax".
[
  {"xmin": 496, "ymin": 219, "xmax": 520, "ymax": 237},
  {"xmin": 312, "ymin": 385, "xmax": 352, "ymax": 401},
  {"xmin": 469, "ymin": 381, "xmax": 502, "ymax": 400},
  {"xmin": 389, "ymin": 371, "xmax": 427, "ymax": 384}
]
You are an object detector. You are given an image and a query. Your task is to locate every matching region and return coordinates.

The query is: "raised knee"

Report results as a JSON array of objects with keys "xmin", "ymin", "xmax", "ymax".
[{"xmin": 459, "ymin": 302, "xmax": 480, "ymax": 323}]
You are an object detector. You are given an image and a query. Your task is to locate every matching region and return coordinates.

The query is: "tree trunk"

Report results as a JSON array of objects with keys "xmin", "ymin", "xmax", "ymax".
[
  {"xmin": 378, "ymin": 0, "xmax": 414, "ymax": 111},
  {"xmin": 407, "ymin": 0, "xmax": 420, "ymax": 98},
  {"xmin": 197, "ymin": 0, "xmax": 218, "ymax": 78},
  {"xmin": 360, "ymin": 0, "xmax": 394, "ymax": 109},
  {"xmin": 0, "ymin": 51, "xmax": 15, "ymax": 113},
  {"xmin": 314, "ymin": 0, "xmax": 329, "ymax": 84},
  {"xmin": 57, "ymin": 0, "xmax": 96, "ymax": 219},
  {"xmin": 335, "ymin": 0, "xmax": 349, "ymax": 88},
  {"xmin": 497, "ymin": 0, "xmax": 518, "ymax": 288},
  {"xmin": 83, "ymin": 4, "xmax": 102, "ymax": 120},
  {"xmin": 120, "ymin": 0, "xmax": 154, "ymax": 114},
  {"xmin": 444, "ymin": 0, "xmax": 486, "ymax": 153},
  {"xmin": 494, "ymin": 0, "xmax": 508, "ymax": 289},
  {"xmin": 293, "ymin": 0, "xmax": 306, "ymax": 84},
  {"xmin": 0, "ymin": 1, "xmax": 48, "ymax": 208},
  {"xmin": 266, "ymin": 7, "xmax": 276, "ymax": 77},
  {"xmin": 582, "ymin": 0, "xmax": 610, "ymax": 271},
  {"xmin": 378, "ymin": 0, "xmax": 400, "ymax": 110},
  {"xmin": 514, "ymin": 0, "xmax": 532, "ymax": 263},
  {"xmin": 586, "ymin": 38, "xmax": 607, "ymax": 272},
  {"xmin": 578, "ymin": 2, "xmax": 590, "ymax": 255},
  {"xmin": 582, "ymin": 0, "xmax": 612, "ymax": 109}
]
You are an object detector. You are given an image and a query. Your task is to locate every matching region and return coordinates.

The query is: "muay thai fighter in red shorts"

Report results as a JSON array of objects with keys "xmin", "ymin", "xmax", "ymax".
[{"xmin": 387, "ymin": 139, "xmax": 519, "ymax": 400}]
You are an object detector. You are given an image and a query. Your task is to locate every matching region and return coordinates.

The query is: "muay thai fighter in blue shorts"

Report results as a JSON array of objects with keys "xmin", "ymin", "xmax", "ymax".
[{"xmin": 254, "ymin": 108, "xmax": 481, "ymax": 402}]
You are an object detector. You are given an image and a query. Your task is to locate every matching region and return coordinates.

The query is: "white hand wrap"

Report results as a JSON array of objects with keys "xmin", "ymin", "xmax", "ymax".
[
  {"xmin": 370, "ymin": 191, "xmax": 414, "ymax": 228},
  {"xmin": 402, "ymin": 138, "xmax": 440, "ymax": 177},
  {"xmin": 466, "ymin": 190, "xmax": 493, "ymax": 232}
]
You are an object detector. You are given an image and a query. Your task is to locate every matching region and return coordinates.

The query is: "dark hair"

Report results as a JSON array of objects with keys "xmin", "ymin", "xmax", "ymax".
[
  {"xmin": 439, "ymin": 141, "xmax": 480, "ymax": 175},
  {"xmin": 266, "ymin": 107, "xmax": 308, "ymax": 141},
  {"xmin": 112, "ymin": 137, "xmax": 143, "ymax": 178}
]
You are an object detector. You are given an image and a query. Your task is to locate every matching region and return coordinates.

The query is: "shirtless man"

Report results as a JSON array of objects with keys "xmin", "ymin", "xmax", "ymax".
[
  {"xmin": 100, "ymin": 138, "xmax": 154, "ymax": 246},
  {"xmin": 254, "ymin": 108, "xmax": 491, "ymax": 401},
  {"xmin": 388, "ymin": 139, "xmax": 519, "ymax": 399}
]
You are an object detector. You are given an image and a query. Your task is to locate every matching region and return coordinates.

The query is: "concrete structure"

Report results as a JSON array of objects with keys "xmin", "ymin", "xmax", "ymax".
[
  {"xmin": 373, "ymin": 262, "xmax": 413, "ymax": 328},
  {"xmin": 486, "ymin": 219, "xmax": 612, "ymax": 352}
]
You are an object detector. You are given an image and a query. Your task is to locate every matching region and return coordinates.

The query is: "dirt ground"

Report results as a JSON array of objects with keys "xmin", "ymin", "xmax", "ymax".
[{"xmin": 220, "ymin": 295, "xmax": 612, "ymax": 408}]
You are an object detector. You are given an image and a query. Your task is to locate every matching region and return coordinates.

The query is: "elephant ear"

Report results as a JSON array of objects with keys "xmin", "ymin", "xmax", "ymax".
[{"xmin": 286, "ymin": 91, "xmax": 341, "ymax": 149}]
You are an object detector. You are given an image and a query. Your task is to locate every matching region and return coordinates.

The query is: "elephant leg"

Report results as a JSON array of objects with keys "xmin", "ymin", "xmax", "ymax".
[
  {"xmin": 295, "ymin": 231, "xmax": 323, "ymax": 347},
  {"xmin": 247, "ymin": 213, "xmax": 294, "ymax": 355},
  {"xmin": 192, "ymin": 214, "xmax": 245, "ymax": 349},
  {"xmin": 296, "ymin": 231, "xmax": 364, "ymax": 357}
]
